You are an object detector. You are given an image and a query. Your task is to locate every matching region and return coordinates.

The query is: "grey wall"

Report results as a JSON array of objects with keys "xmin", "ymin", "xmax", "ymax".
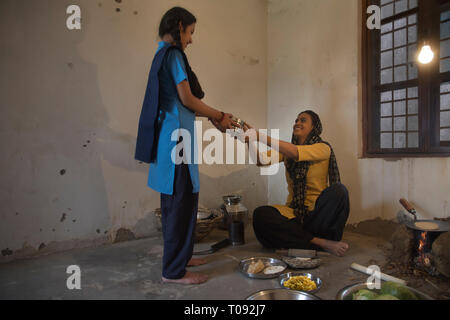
[{"xmin": 0, "ymin": 0, "xmax": 268, "ymax": 261}]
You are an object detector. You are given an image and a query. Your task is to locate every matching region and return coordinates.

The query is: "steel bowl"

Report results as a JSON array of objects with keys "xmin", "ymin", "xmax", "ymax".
[
  {"xmin": 223, "ymin": 194, "xmax": 242, "ymax": 205},
  {"xmin": 239, "ymin": 257, "xmax": 287, "ymax": 279},
  {"xmin": 336, "ymin": 282, "xmax": 434, "ymax": 300},
  {"xmin": 279, "ymin": 272, "xmax": 322, "ymax": 294},
  {"xmin": 246, "ymin": 289, "xmax": 321, "ymax": 300}
]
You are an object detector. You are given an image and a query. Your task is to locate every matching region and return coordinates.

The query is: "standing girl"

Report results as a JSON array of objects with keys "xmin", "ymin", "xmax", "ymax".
[{"xmin": 135, "ymin": 7, "xmax": 236, "ymax": 284}]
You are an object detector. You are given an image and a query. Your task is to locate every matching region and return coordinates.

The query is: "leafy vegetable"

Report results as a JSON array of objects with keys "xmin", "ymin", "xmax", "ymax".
[
  {"xmin": 352, "ymin": 289, "xmax": 378, "ymax": 300},
  {"xmin": 380, "ymin": 282, "xmax": 418, "ymax": 300}
]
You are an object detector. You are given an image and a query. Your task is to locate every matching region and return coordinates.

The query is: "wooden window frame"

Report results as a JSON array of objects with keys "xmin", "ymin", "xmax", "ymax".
[{"xmin": 362, "ymin": 0, "xmax": 450, "ymax": 157}]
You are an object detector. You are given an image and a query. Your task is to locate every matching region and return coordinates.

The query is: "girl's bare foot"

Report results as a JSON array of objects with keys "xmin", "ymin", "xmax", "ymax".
[
  {"xmin": 162, "ymin": 271, "xmax": 208, "ymax": 285},
  {"xmin": 311, "ymin": 237, "xmax": 349, "ymax": 257},
  {"xmin": 187, "ymin": 258, "xmax": 207, "ymax": 267}
]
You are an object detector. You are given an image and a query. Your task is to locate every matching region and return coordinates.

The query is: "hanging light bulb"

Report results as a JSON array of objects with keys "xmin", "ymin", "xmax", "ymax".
[{"xmin": 418, "ymin": 43, "xmax": 434, "ymax": 64}]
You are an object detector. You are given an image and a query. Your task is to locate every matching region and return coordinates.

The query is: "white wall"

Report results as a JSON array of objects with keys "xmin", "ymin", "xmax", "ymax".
[
  {"xmin": 0, "ymin": 0, "xmax": 268, "ymax": 259},
  {"xmin": 267, "ymin": 0, "xmax": 450, "ymax": 224}
]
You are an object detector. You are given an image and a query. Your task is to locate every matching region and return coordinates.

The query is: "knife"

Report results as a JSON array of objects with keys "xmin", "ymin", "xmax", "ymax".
[{"xmin": 276, "ymin": 249, "xmax": 330, "ymax": 258}]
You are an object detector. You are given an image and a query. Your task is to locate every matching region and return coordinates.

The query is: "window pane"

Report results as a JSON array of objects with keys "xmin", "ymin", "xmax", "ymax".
[
  {"xmin": 408, "ymin": 115, "xmax": 419, "ymax": 131},
  {"xmin": 382, "ymin": 3, "xmax": 394, "ymax": 20},
  {"xmin": 441, "ymin": 111, "xmax": 450, "ymax": 127},
  {"xmin": 394, "ymin": 133, "xmax": 407, "ymax": 148},
  {"xmin": 408, "ymin": 132, "xmax": 419, "ymax": 148},
  {"xmin": 440, "ymin": 81, "xmax": 450, "ymax": 93},
  {"xmin": 440, "ymin": 58, "xmax": 450, "ymax": 73},
  {"xmin": 381, "ymin": 51, "xmax": 393, "ymax": 68},
  {"xmin": 441, "ymin": 10, "xmax": 450, "ymax": 22},
  {"xmin": 408, "ymin": 63, "xmax": 418, "ymax": 80},
  {"xmin": 408, "ymin": 14, "xmax": 417, "ymax": 25},
  {"xmin": 408, "ymin": 87, "xmax": 418, "ymax": 98},
  {"xmin": 381, "ymin": 68, "xmax": 393, "ymax": 84},
  {"xmin": 409, "ymin": 0, "xmax": 418, "ymax": 10},
  {"xmin": 394, "ymin": 88, "xmax": 406, "ymax": 100},
  {"xmin": 395, "ymin": 0, "xmax": 408, "ymax": 14},
  {"xmin": 382, "ymin": 33, "xmax": 393, "ymax": 51},
  {"xmin": 408, "ymin": 45, "xmax": 417, "ymax": 62},
  {"xmin": 381, "ymin": 117, "xmax": 393, "ymax": 131},
  {"xmin": 394, "ymin": 47, "xmax": 407, "ymax": 65},
  {"xmin": 381, "ymin": 133, "xmax": 393, "ymax": 148},
  {"xmin": 394, "ymin": 117, "xmax": 406, "ymax": 131},
  {"xmin": 394, "ymin": 29, "xmax": 407, "ymax": 47},
  {"xmin": 381, "ymin": 103, "xmax": 393, "ymax": 116},
  {"xmin": 440, "ymin": 94, "xmax": 450, "ymax": 110},
  {"xmin": 440, "ymin": 39, "xmax": 450, "ymax": 58},
  {"xmin": 394, "ymin": 66, "xmax": 407, "ymax": 82},
  {"xmin": 381, "ymin": 91, "xmax": 393, "ymax": 102},
  {"xmin": 394, "ymin": 17, "xmax": 407, "ymax": 30},
  {"xmin": 394, "ymin": 100, "xmax": 406, "ymax": 115},
  {"xmin": 408, "ymin": 99, "xmax": 418, "ymax": 114},
  {"xmin": 408, "ymin": 26, "xmax": 417, "ymax": 43},
  {"xmin": 382, "ymin": 22, "xmax": 393, "ymax": 34},
  {"xmin": 441, "ymin": 21, "xmax": 450, "ymax": 39},
  {"xmin": 441, "ymin": 129, "xmax": 450, "ymax": 141}
]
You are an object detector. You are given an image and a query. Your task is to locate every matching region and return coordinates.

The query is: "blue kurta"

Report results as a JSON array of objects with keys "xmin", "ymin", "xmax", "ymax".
[{"xmin": 147, "ymin": 41, "xmax": 200, "ymax": 195}]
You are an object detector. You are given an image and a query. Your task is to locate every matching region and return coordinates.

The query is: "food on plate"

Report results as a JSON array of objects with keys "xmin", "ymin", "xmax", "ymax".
[
  {"xmin": 283, "ymin": 275, "xmax": 317, "ymax": 291},
  {"xmin": 247, "ymin": 259, "xmax": 265, "ymax": 274},
  {"xmin": 263, "ymin": 266, "xmax": 285, "ymax": 275},
  {"xmin": 351, "ymin": 282, "xmax": 418, "ymax": 300}
]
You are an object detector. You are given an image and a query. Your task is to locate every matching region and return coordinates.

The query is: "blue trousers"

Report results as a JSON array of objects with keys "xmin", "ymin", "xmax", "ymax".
[{"xmin": 160, "ymin": 163, "xmax": 198, "ymax": 279}]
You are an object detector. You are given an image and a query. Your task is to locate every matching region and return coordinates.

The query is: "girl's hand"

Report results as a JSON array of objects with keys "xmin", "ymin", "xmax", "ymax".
[
  {"xmin": 210, "ymin": 118, "xmax": 226, "ymax": 133},
  {"xmin": 220, "ymin": 113, "xmax": 239, "ymax": 130}
]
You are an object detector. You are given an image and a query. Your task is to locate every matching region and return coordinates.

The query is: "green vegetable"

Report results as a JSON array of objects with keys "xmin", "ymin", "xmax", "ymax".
[
  {"xmin": 375, "ymin": 294, "xmax": 399, "ymax": 300},
  {"xmin": 380, "ymin": 282, "xmax": 418, "ymax": 300},
  {"xmin": 352, "ymin": 289, "xmax": 378, "ymax": 300}
]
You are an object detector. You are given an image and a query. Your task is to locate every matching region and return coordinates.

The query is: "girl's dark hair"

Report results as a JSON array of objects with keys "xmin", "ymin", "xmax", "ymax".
[{"xmin": 159, "ymin": 7, "xmax": 196, "ymax": 48}]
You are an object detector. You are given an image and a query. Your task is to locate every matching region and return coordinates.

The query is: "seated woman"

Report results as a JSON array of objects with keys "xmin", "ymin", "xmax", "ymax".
[{"xmin": 245, "ymin": 110, "xmax": 350, "ymax": 257}]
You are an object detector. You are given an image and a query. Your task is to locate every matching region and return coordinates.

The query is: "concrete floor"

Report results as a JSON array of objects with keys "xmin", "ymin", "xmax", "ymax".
[{"xmin": 0, "ymin": 226, "xmax": 389, "ymax": 300}]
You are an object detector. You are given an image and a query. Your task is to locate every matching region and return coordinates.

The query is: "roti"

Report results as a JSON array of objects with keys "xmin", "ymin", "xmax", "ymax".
[
  {"xmin": 414, "ymin": 221, "xmax": 439, "ymax": 230},
  {"xmin": 263, "ymin": 266, "xmax": 285, "ymax": 275}
]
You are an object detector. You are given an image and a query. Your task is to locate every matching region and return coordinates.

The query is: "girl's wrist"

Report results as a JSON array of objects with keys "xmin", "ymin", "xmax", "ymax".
[
  {"xmin": 217, "ymin": 111, "xmax": 225, "ymax": 123},
  {"xmin": 208, "ymin": 111, "xmax": 224, "ymax": 123}
]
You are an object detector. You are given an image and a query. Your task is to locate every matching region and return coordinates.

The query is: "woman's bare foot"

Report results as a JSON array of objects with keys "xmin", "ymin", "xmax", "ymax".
[
  {"xmin": 162, "ymin": 271, "xmax": 208, "ymax": 285},
  {"xmin": 187, "ymin": 258, "xmax": 207, "ymax": 267},
  {"xmin": 311, "ymin": 237, "xmax": 349, "ymax": 257}
]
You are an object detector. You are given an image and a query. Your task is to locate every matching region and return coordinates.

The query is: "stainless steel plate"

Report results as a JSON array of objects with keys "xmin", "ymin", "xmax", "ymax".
[
  {"xmin": 239, "ymin": 257, "xmax": 287, "ymax": 279},
  {"xmin": 279, "ymin": 272, "xmax": 322, "ymax": 294},
  {"xmin": 246, "ymin": 289, "xmax": 321, "ymax": 300},
  {"xmin": 336, "ymin": 282, "xmax": 433, "ymax": 300}
]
